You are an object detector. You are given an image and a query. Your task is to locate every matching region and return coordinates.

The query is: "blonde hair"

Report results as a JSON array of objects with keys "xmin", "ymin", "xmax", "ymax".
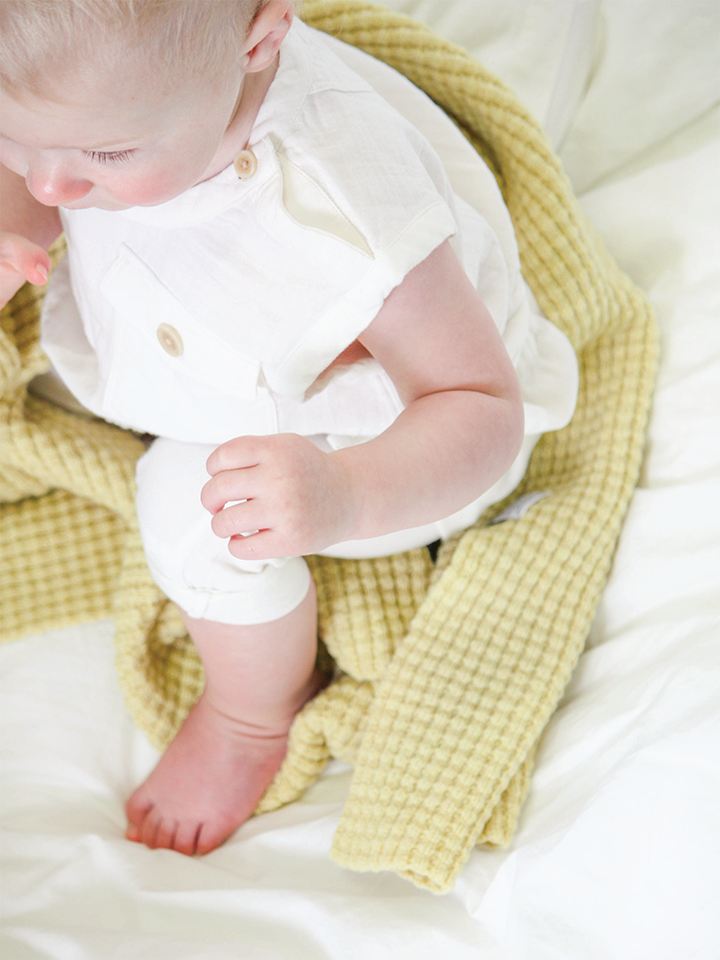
[{"xmin": 0, "ymin": 0, "xmax": 265, "ymax": 97}]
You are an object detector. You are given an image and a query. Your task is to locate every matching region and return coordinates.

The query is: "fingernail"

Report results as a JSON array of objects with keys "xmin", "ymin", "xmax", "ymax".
[{"xmin": 36, "ymin": 263, "xmax": 48, "ymax": 282}]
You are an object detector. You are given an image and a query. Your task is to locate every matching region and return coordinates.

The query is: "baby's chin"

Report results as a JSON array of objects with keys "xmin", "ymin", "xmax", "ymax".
[{"xmin": 60, "ymin": 197, "xmax": 134, "ymax": 212}]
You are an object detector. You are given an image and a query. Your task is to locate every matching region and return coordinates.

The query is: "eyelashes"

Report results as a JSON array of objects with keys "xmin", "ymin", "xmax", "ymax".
[{"xmin": 82, "ymin": 149, "xmax": 134, "ymax": 164}]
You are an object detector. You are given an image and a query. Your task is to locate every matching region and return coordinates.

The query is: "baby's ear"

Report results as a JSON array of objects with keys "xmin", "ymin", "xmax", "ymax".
[{"xmin": 243, "ymin": 0, "xmax": 293, "ymax": 74}]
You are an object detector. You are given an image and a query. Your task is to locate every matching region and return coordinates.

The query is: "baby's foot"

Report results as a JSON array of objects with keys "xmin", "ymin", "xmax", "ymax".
[{"xmin": 125, "ymin": 689, "xmax": 301, "ymax": 855}]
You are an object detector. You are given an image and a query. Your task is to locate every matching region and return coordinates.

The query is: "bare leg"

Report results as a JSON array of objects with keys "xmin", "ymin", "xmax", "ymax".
[{"xmin": 125, "ymin": 581, "xmax": 323, "ymax": 855}]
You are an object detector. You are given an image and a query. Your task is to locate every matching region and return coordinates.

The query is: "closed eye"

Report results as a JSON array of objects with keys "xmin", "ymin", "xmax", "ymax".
[{"xmin": 83, "ymin": 149, "xmax": 135, "ymax": 164}]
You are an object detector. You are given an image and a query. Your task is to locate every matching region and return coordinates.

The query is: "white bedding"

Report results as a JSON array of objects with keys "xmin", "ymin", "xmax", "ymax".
[{"xmin": 2, "ymin": 3, "xmax": 719, "ymax": 957}]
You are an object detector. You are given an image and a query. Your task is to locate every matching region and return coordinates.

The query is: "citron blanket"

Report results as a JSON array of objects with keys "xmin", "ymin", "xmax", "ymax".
[{"xmin": 0, "ymin": 0, "xmax": 658, "ymax": 893}]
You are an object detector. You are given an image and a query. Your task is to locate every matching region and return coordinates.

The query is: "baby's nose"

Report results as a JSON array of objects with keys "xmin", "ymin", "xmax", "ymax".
[{"xmin": 25, "ymin": 161, "xmax": 92, "ymax": 206}]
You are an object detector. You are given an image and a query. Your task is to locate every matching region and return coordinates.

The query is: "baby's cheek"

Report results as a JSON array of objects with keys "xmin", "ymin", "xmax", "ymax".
[
  {"xmin": 0, "ymin": 139, "xmax": 24, "ymax": 177},
  {"xmin": 115, "ymin": 170, "xmax": 191, "ymax": 207}
]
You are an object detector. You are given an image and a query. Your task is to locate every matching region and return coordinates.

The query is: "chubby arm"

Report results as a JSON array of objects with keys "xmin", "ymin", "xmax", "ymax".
[
  {"xmin": 0, "ymin": 163, "xmax": 62, "ymax": 308},
  {"xmin": 203, "ymin": 240, "xmax": 525, "ymax": 558},
  {"xmin": 338, "ymin": 238, "xmax": 524, "ymax": 537}
]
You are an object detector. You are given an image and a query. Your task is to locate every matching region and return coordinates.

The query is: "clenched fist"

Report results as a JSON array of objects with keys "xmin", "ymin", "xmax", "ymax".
[{"xmin": 202, "ymin": 433, "xmax": 360, "ymax": 559}]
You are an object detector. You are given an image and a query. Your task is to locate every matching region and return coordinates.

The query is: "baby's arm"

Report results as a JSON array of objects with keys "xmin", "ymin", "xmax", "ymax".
[
  {"xmin": 0, "ymin": 164, "xmax": 61, "ymax": 308},
  {"xmin": 203, "ymin": 240, "xmax": 525, "ymax": 560},
  {"xmin": 338, "ymin": 238, "xmax": 525, "ymax": 537}
]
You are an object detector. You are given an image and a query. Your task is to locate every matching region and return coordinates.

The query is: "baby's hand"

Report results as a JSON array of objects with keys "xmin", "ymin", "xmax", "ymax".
[
  {"xmin": 202, "ymin": 433, "xmax": 358, "ymax": 560},
  {"xmin": 0, "ymin": 232, "xmax": 51, "ymax": 309}
]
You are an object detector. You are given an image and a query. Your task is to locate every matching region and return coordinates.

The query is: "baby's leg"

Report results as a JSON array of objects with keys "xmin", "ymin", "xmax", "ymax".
[{"xmin": 125, "ymin": 580, "xmax": 324, "ymax": 855}]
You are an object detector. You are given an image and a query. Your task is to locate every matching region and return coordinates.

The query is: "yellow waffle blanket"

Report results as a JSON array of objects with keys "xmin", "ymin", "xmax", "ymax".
[{"xmin": 0, "ymin": 0, "xmax": 658, "ymax": 893}]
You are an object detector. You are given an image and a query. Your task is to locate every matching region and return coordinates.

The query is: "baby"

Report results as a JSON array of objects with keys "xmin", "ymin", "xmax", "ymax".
[{"xmin": 0, "ymin": 0, "xmax": 577, "ymax": 856}]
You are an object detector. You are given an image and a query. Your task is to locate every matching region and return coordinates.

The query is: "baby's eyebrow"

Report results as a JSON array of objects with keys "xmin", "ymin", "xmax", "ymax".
[
  {"xmin": 0, "ymin": 133, "xmax": 141, "ymax": 152},
  {"xmin": 82, "ymin": 138, "xmax": 142, "ymax": 150},
  {"xmin": 82, "ymin": 146, "xmax": 138, "ymax": 156},
  {"xmin": 71, "ymin": 139, "xmax": 142, "ymax": 153}
]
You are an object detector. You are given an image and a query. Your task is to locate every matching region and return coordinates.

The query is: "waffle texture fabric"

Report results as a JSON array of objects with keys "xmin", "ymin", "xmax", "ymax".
[{"xmin": 0, "ymin": 0, "xmax": 658, "ymax": 894}]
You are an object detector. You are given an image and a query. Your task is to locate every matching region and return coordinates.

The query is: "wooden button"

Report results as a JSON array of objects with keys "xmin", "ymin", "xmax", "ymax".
[
  {"xmin": 233, "ymin": 148, "xmax": 258, "ymax": 179},
  {"xmin": 156, "ymin": 323, "xmax": 183, "ymax": 357}
]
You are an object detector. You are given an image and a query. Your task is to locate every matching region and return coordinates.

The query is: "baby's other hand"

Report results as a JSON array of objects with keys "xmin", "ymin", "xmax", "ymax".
[
  {"xmin": 0, "ymin": 232, "xmax": 51, "ymax": 309},
  {"xmin": 202, "ymin": 433, "xmax": 358, "ymax": 560}
]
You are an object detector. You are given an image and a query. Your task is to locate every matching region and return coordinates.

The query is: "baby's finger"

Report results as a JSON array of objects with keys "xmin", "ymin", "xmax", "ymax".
[
  {"xmin": 28, "ymin": 257, "xmax": 49, "ymax": 285},
  {"xmin": 0, "ymin": 234, "xmax": 51, "ymax": 285},
  {"xmin": 210, "ymin": 497, "xmax": 266, "ymax": 540},
  {"xmin": 201, "ymin": 468, "xmax": 259, "ymax": 515},
  {"xmin": 205, "ymin": 436, "xmax": 263, "ymax": 477},
  {"xmin": 226, "ymin": 529, "xmax": 284, "ymax": 562}
]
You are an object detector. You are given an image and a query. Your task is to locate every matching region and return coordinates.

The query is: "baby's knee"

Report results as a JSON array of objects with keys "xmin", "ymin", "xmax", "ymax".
[{"xmin": 136, "ymin": 438, "xmax": 312, "ymax": 624}]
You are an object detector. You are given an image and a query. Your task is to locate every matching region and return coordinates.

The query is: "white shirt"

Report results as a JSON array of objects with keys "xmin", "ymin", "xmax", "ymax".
[{"xmin": 41, "ymin": 19, "xmax": 577, "ymax": 451}]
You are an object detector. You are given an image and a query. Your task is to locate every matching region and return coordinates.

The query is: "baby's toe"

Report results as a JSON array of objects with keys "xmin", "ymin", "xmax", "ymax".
[
  {"xmin": 195, "ymin": 818, "xmax": 233, "ymax": 856},
  {"xmin": 153, "ymin": 816, "xmax": 179, "ymax": 851},
  {"xmin": 137, "ymin": 804, "xmax": 165, "ymax": 848},
  {"xmin": 173, "ymin": 819, "xmax": 203, "ymax": 856},
  {"xmin": 125, "ymin": 789, "xmax": 153, "ymax": 836}
]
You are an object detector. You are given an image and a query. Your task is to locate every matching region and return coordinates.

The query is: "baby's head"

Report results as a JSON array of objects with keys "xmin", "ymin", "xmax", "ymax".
[
  {"xmin": 0, "ymin": 0, "xmax": 294, "ymax": 209},
  {"xmin": 0, "ymin": 0, "xmax": 268, "ymax": 100}
]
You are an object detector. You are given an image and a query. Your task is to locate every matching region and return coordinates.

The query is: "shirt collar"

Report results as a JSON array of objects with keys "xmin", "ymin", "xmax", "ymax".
[{"xmin": 115, "ymin": 17, "xmax": 312, "ymax": 228}]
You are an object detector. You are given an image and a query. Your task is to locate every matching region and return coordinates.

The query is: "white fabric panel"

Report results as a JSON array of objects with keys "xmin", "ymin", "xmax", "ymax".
[
  {"xmin": 559, "ymin": 0, "xmax": 720, "ymax": 191},
  {"xmin": 385, "ymin": 0, "xmax": 720, "ymax": 190},
  {"xmin": 381, "ymin": 0, "xmax": 592, "ymax": 135}
]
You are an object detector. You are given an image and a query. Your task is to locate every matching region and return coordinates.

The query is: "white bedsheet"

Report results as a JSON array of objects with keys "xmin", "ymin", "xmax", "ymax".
[{"xmin": 2, "ymin": 3, "xmax": 719, "ymax": 958}]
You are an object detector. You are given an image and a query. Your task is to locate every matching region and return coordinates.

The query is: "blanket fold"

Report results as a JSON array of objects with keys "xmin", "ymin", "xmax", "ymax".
[{"xmin": 0, "ymin": 0, "xmax": 658, "ymax": 893}]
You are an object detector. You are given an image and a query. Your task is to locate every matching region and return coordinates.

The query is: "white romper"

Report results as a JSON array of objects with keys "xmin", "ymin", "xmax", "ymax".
[{"xmin": 40, "ymin": 20, "xmax": 579, "ymax": 624}]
